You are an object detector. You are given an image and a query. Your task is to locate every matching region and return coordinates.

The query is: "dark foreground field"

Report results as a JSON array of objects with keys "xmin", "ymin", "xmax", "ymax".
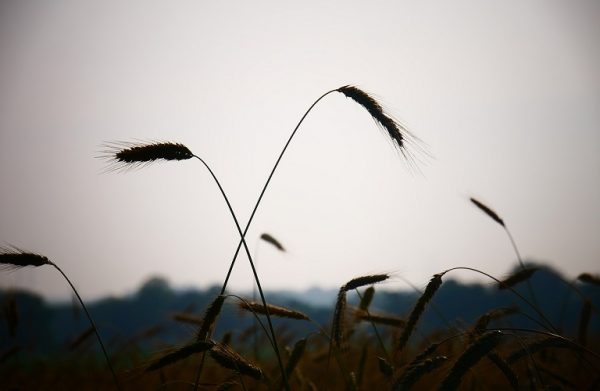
[{"xmin": 2, "ymin": 265, "xmax": 600, "ymax": 390}]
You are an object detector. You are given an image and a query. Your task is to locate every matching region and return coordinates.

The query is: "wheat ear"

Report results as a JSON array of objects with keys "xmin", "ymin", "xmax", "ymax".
[
  {"xmin": 0, "ymin": 248, "xmax": 121, "ymax": 390},
  {"xmin": 438, "ymin": 331, "xmax": 504, "ymax": 391},
  {"xmin": 395, "ymin": 274, "xmax": 443, "ymax": 356},
  {"xmin": 102, "ymin": 141, "xmax": 287, "ymax": 389}
]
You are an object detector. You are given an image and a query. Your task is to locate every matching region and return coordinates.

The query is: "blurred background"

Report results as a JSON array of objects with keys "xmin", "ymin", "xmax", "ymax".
[{"xmin": 1, "ymin": 1, "xmax": 599, "ymax": 302}]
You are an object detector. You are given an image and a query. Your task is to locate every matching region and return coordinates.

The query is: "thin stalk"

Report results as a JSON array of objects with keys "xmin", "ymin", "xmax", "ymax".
[
  {"xmin": 219, "ymin": 89, "xmax": 337, "ymax": 293},
  {"xmin": 202, "ymin": 90, "xmax": 336, "ymax": 389},
  {"xmin": 504, "ymin": 226, "xmax": 540, "ymax": 311},
  {"xmin": 50, "ymin": 262, "xmax": 120, "ymax": 390},
  {"xmin": 191, "ymin": 155, "xmax": 288, "ymax": 391},
  {"xmin": 354, "ymin": 289, "xmax": 390, "ymax": 361},
  {"xmin": 443, "ymin": 267, "xmax": 557, "ymax": 333}
]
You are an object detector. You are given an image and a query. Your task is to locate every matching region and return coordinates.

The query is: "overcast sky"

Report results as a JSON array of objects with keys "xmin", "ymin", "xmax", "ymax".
[{"xmin": 1, "ymin": 1, "xmax": 599, "ymax": 301}]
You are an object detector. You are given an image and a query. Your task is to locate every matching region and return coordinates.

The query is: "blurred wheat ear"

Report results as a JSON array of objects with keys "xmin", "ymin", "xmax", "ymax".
[{"xmin": 260, "ymin": 233, "xmax": 286, "ymax": 252}]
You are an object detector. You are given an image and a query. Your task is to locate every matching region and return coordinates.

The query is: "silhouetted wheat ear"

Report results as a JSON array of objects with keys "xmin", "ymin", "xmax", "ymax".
[
  {"xmin": 410, "ymin": 342, "xmax": 442, "ymax": 365},
  {"xmin": 487, "ymin": 352, "xmax": 519, "ymax": 390},
  {"xmin": 356, "ymin": 312, "xmax": 406, "ymax": 328},
  {"xmin": 358, "ymin": 286, "xmax": 375, "ymax": 312},
  {"xmin": 239, "ymin": 301, "xmax": 309, "ymax": 320},
  {"xmin": 331, "ymin": 288, "xmax": 347, "ymax": 349},
  {"xmin": 0, "ymin": 247, "xmax": 50, "ymax": 268},
  {"xmin": 209, "ymin": 342, "xmax": 263, "ymax": 380},
  {"xmin": 101, "ymin": 141, "xmax": 193, "ymax": 170},
  {"xmin": 172, "ymin": 313, "xmax": 203, "ymax": 326},
  {"xmin": 196, "ymin": 295, "xmax": 226, "ymax": 341},
  {"xmin": 438, "ymin": 331, "xmax": 504, "ymax": 391},
  {"xmin": 394, "ymin": 356, "xmax": 447, "ymax": 391},
  {"xmin": 146, "ymin": 340, "xmax": 214, "ymax": 372},
  {"xmin": 578, "ymin": 273, "xmax": 600, "ymax": 286},
  {"xmin": 470, "ymin": 198, "xmax": 505, "ymax": 227},
  {"xmin": 498, "ymin": 267, "xmax": 538, "ymax": 289},
  {"xmin": 471, "ymin": 307, "xmax": 518, "ymax": 337},
  {"xmin": 337, "ymin": 86, "xmax": 406, "ymax": 151},
  {"xmin": 578, "ymin": 299, "xmax": 592, "ymax": 346},
  {"xmin": 396, "ymin": 274, "xmax": 443, "ymax": 354},
  {"xmin": 344, "ymin": 274, "xmax": 389, "ymax": 291},
  {"xmin": 274, "ymin": 337, "xmax": 307, "ymax": 390},
  {"xmin": 260, "ymin": 233, "xmax": 285, "ymax": 252}
]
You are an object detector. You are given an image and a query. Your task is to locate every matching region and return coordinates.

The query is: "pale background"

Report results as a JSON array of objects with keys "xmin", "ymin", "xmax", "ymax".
[{"xmin": 1, "ymin": 1, "xmax": 598, "ymax": 301}]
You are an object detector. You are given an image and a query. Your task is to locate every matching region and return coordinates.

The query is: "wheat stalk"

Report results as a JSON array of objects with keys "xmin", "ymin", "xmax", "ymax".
[
  {"xmin": 102, "ymin": 141, "xmax": 287, "ymax": 389},
  {"xmin": 469, "ymin": 197, "xmax": 540, "ymax": 307},
  {"xmin": 0, "ymin": 247, "xmax": 120, "ymax": 390}
]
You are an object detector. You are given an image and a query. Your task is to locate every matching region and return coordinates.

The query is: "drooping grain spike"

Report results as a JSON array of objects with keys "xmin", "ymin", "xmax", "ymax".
[
  {"xmin": 471, "ymin": 307, "xmax": 518, "ymax": 338},
  {"xmin": 396, "ymin": 274, "xmax": 443, "ymax": 354},
  {"xmin": 172, "ymin": 312, "xmax": 203, "ymax": 326},
  {"xmin": 470, "ymin": 198, "xmax": 505, "ymax": 227},
  {"xmin": 438, "ymin": 331, "xmax": 504, "ymax": 390},
  {"xmin": 393, "ymin": 356, "xmax": 447, "ymax": 391},
  {"xmin": 285, "ymin": 338, "xmax": 307, "ymax": 378},
  {"xmin": 331, "ymin": 288, "xmax": 348, "ymax": 349},
  {"xmin": 209, "ymin": 342, "xmax": 263, "ymax": 380},
  {"xmin": 260, "ymin": 233, "xmax": 286, "ymax": 252},
  {"xmin": 410, "ymin": 342, "xmax": 442, "ymax": 366},
  {"xmin": 498, "ymin": 268, "xmax": 539, "ymax": 289},
  {"xmin": 344, "ymin": 274, "xmax": 389, "ymax": 292},
  {"xmin": 337, "ymin": 86, "xmax": 406, "ymax": 151},
  {"xmin": 239, "ymin": 301, "xmax": 309, "ymax": 321},
  {"xmin": 356, "ymin": 312, "xmax": 406, "ymax": 328},
  {"xmin": 196, "ymin": 295, "xmax": 226, "ymax": 341},
  {"xmin": 146, "ymin": 340, "xmax": 214, "ymax": 372}
]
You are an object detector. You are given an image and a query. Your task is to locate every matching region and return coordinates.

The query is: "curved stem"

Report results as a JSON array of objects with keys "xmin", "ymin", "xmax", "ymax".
[
  {"xmin": 443, "ymin": 266, "xmax": 558, "ymax": 333},
  {"xmin": 191, "ymin": 155, "xmax": 288, "ymax": 391},
  {"xmin": 354, "ymin": 289, "xmax": 389, "ymax": 360},
  {"xmin": 504, "ymin": 225, "xmax": 540, "ymax": 310},
  {"xmin": 50, "ymin": 262, "xmax": 121, "ymax": 390},
  {"xmin": 219, "ymin": 89, "xmax": 338, "ymax": 294}
]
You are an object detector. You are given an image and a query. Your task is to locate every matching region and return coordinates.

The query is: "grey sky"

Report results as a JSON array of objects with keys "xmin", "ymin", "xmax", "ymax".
[{"xmin": 1, "ymin": 1, "xmax": 599, "ymax": 301}]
